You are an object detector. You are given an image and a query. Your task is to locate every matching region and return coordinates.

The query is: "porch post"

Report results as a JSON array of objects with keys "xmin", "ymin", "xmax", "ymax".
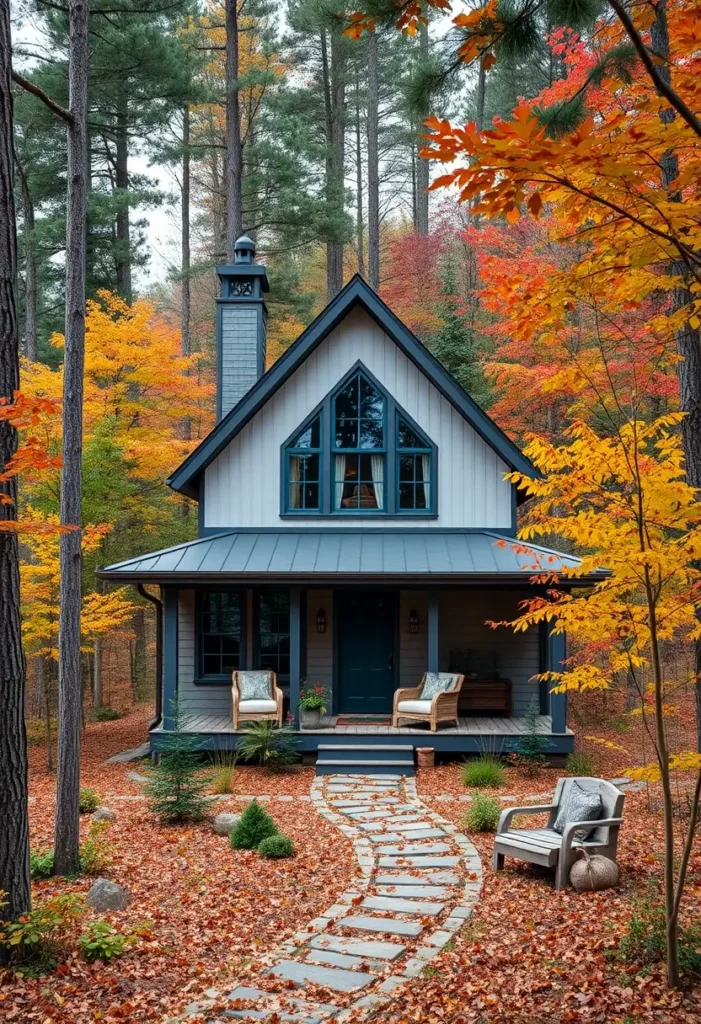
[
  {"xmin": 427, "ymin": 590, "xmax": 439, "ymax": 673},
  {"xmin": 162, "ymin": 587, "xmax": 178, "ymax": 730},
  {"xmin": 547, "ymin": 626, "xmax": 567, "ymax": 734},
  {"xmin": 289, "ymin": 587, "xmax": 302, "ymax": 727}
]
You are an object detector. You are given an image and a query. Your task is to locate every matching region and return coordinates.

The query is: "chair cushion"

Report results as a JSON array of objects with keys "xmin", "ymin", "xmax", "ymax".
[
  {"xmin": 238, "ymin": 671, "xmax": 272, "ymax": 700},
  {"xmin": 553, "ymin": 780, "xmax": 603, "ymax": 840},
  {"xmin": 397, "ymin": 700, "xmax": 433, "ymax": 715},
  {"xmin": 238, "ymin": 699, "xmax": 277, "ymax": 714},
  {"xmin": 421, "ymin": 673, "xmax": 457, "ymax": 700}
]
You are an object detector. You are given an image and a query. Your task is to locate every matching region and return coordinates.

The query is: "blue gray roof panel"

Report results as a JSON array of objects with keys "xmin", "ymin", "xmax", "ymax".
[{"xmin": 98, "ymin": 530, "xmax": 599, "ymax": 582}]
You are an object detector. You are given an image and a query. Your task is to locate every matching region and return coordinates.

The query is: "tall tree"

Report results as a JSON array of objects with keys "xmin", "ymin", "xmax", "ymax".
[
  {"xmin": 225, "ymin": 0, "xmax": 243, "ymax": 254},
  {"xmin": 54, "ymin": 0, "xmax": 89, "ymax": 877},
  {"xmin": 322, "ymin": 24, "xmax": 346, "ymax": 298},
  {"xmin": 181, "ymin": 104, "xmax": 191, "ymax": 358},
  {"xmin": 366, "ymin": 28, "xmax": 379, "ymax": 288},
  {"xmin": 414, "ymin": 19, "xmax": 429, "ymax": 236},
  {"xmin": 0, "ymin": 0, "xmax": 31, "ymax": 936}
]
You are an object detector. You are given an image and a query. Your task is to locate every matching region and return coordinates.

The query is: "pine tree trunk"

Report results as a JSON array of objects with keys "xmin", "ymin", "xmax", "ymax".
[
  {"xmin": 321, "ymin": 30, "xmax": 345, "ymax": 301},
  {"xmin": 115, "ymin": 101, "xmax": 132, "ymax": 303},
  {"xmin": 367, "ymin": 30, "xmax": 380, "ymax": 290},
  {"xmin": 40, "ymin": 658, "xmax": 54, "ymax": 773},
  {"xmin": 651, "ymin": 0, "xmax": 701, "ymax": 754},
  {"xmin": 16, "ymin": 158, "xmax": 37, "ymax": 361},
  {"xmin": 0, "ymin": 0, "xmax": 32, "ymax": 938},
  {"xmin": 225, "ymin": 0, "xmax": 243, "ymax": 258},
  {"xmin": 415, "ymin": 21, "xmax": 429, "ymax": 237},
  {"xmin": 475, "ymin": 63, "xmax": 487, "ymax": 130},
  {"xmin": 93, "ymin": 636, "xmax": 102, "ymax": 710},
  {"xmin": 354, "ymin": 76, "xmax": 365, "ymax": 279},
  {"xmin": 181, "ymin": 104, "xmax": 191, "ymax": 358},
  {"xmin": 54, "ymin": 0, "xmax": 89, "ymax": 879}
]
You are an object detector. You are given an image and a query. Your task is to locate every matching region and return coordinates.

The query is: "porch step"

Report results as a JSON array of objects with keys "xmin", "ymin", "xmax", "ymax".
[
  {"xmin": 316, "ymin": 743, "xmax": 415, "ymax": 776},
  {"xmin": 316, "ymin": 759, "xmax": 414, "ymax": 777}
]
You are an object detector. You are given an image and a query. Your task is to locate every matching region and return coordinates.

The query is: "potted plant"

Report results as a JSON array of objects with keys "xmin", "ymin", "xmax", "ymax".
[{"xmin": 299, "ymin": 683, "xmax": 328, "ymax": 729}]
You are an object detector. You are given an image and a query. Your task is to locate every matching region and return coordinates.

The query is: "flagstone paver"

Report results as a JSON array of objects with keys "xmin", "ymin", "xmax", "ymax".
[{"xmin": 174, "ymin": 771, "xmax": 483, "ymax": 1024}]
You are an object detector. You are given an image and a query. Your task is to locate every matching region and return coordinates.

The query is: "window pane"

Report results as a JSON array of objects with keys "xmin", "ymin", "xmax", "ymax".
[
  {"xmin": 203, "ymin": 655, "xmax": 221, "ymax": 675},
  {"xmin": 304, "ymin": 483, "xmax": 319, "ymax": 508},
  {"xmin": 302, "ymin": 453, "xmax": 319, "ymax": 481},
  {"xmin": 335, "ymin": 419, "xmax": 357, "ymax": 448},
  {"xmin": 399, "ymin": 482, "xmax": 414, "ymax": 509},
  {"xmin": 201, "ymin": 591, "xmax": 241, "ymax": 676},
  {"xmin": 203, "ymin": 634, "xmax": 220, "ymax": 654},
  {"xmin": 360, "ymin": 377, "xmax": 383, "ymax": 418},
  {"xmin": 398, "ymin": 419, "xmax": 423, "ymax": 449},
  {"xmin": 399, "ymin": 453, "xmax": 414, "ymax": 481},
  {"xmin": 359, "ymin": 420, "xmax": 383, "ymax": 449},
  {"xmin": 335, "ymin": 380, "xmax": 358, "ymax": 417}
]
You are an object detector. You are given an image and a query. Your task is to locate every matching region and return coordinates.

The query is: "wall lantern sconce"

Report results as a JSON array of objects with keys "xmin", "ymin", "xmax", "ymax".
[
  {"xmin": 409, "ymin": 609, "xmax": 420, "ymax": 635},
  {"xmin": 316, "ymin": 609, "xmax": 327, "ymax": 634}
]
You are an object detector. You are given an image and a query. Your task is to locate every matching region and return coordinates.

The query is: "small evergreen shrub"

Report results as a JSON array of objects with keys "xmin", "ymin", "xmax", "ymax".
[
  {"xmin": 460, "ymin": 755, "xmax": 505, "ymax": 789},
  {"xmin": 146, "ymin": 702, "xmax": 210, "ymax": 823},
  {"xmin": 237, "ymin": 721, "xmax": 301, "ymax": 772},
  {"xmin": 258, "ymin": 834, "xmax": 295, "ymax": 858},
  {"xmin": 566, "ymin": 751, "xmax": 595, "ymax": 776},
  {"xmin": 79, "ymin": 787, "xmax": 101, "ymax": 814},
  {"xmin": 608, "ymin": 890, "xmax": 701, "ymax": 979},
  {"xmin": 94, "ymin": 706, "xmax": 121, "ymax": 722},
  {"xmin": 79, "ymin": 821, "xmax": 113, "ymax": 874},
  {"xmin": 512, "ymin": 699, "xmax": 550, "ymax": 774},
  {"xmin": 230, "ymin": 800, "xmax": 278, "ymax": 850},
  {"xmin": 462, "ymin": 793, "xmax": 502, "ymax": 833},
  {"xmin": 30, "ymin": 848, "xmax": 55, "ymax": 880}
]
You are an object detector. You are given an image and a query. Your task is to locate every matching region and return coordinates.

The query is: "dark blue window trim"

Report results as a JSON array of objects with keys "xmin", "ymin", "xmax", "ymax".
[
  {"xmin": 194, "ymin": 587, "xmax": 246, "ymax": 686},
  {"xmin": 280, "ymin": 361, "xmax": 438, "ymax": 518},
  {"xmin": 395, "ymin": 410, "xmax": 435, "ymax": 514}
]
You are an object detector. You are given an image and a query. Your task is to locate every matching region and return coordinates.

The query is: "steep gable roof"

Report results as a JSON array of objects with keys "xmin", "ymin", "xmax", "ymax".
[{"xmin": 167, "ymin": 274, "xmax": 537, "ymax": 499}]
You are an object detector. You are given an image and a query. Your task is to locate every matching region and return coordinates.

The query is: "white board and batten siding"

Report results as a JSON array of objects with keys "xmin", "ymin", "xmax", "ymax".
[{"xmin": 204, "ymin": 307, "xmax": 513, "ymax": 530}]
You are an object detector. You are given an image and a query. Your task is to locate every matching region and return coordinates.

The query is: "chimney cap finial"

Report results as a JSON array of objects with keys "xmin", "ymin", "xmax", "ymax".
[{"xmin": 234, "ymin": 233, "xmax": 256, "ymax": 264}]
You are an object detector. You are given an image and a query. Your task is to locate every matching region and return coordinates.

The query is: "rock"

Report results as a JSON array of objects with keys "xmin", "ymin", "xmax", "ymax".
[
  {"xmin": 127, "ymin": 771, "xmax": 150, "ymax": 784},
  {"xmin": 93, "ymin": 806, "xmax": 116, "ymax": 822},
  {"xmin": 212, "ymin": 812, "xmax": 241, "ymax": 836},
  {"xmin": 610, "ymin": 777, "xmax": 632, "ymax": 787},
  {"xmin": 104, "ymin": 742, "xmax": 151, "ymax": 764},
  {"xmin": 86, "ymin": 878, "xmax": 130, "ymax": 912}
]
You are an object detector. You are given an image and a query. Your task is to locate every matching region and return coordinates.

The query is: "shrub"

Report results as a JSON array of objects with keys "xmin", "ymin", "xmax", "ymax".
[
  {"xmin": 94, "ymin": 706, "xmax": 121, "ymax": 722},
  {"xmin": 462, "ymin": 793, "xmax": 502, "ymax": 833},
  {"xmin": 566, "ymin": 751, "xmax": 595, "ymax": 776},
  {"xmin": 146, "ymin": 701, "xmax": 210, "ymax": 823},
  {"xmin": 78, "ymin": 920, "xmax": 135, "ymax": 962},
  {"xmin": 258, "ymin": 834, "xmax": 295, "ymax": 858},
  {"xmin": 512, "ymin": 700, "xmax": 549, "ymax": 774},
  {"xmin": 610, "ymin": 890, "xmax": 701, "ymax": 979},
  {"xmin": 0, "ymin": 893, "xmax": 85, "ymax": 964},
  {"xmin": 79, "ymin": 787, "xmax": 101, "ymax": 814},
  {"xmin": 30, "ymin": 848, "xmax": 55, "ymax": 880},
  {"xmin": 460, "ymin": 755, "xmax": 505, "ymax": 789},
  {"xmin": 79, "ymin": 821, "xmax": 113, "ymax": 874},
  {"xmin": 230, "ymin": 800, "xmax": 278, "ymax": 850},
  {"xmin": 237, "ymin": 721, "xmax": 300, "ymax": 772},
  {"xmin": 211, "ymin": 751, "xmax": 236, "ymax": 795}
]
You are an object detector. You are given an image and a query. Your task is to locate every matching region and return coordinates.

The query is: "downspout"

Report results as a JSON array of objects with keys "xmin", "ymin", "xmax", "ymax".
[{"xmin": 138, "ymin": 584, "xmax": 163, "ymax": 730}]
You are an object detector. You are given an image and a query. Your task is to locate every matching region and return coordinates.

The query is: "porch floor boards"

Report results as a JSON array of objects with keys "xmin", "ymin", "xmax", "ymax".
[{"xmin": 155, "ymin": 713, "xmax": 570, "ymax": 736}]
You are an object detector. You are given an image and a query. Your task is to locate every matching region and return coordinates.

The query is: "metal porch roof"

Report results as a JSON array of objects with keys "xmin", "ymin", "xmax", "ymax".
[{"xmin": 98, "ymin": 530, "xmax": 599, "ymax": 583}]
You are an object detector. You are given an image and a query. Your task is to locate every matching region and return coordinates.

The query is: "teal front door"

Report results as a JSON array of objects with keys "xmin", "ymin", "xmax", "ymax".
[{"xmin": 338, "ymin": 592, "xmax": 396, "ymax": 713}]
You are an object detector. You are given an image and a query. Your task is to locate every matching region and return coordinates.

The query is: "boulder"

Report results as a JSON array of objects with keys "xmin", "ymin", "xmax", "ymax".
[
  {"xmin": 127, "ymin": 770, "xmax": 150, "ymax": 784},
  {"xmin": 93, "ymin": 806, "xmax": 116, "ymax": 822},
  {"xmin": 86, "ymin": 878, "xmax": 131, "ymax": 912},
  {"xmin": 213, "ymin": 812, "xmax": 241, "ymax": 836}
]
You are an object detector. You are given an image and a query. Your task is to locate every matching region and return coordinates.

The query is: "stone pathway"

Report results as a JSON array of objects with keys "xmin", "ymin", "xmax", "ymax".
[{"xmin": 176, "ymin": 773, "xmax": 483, "ymax": 1023}]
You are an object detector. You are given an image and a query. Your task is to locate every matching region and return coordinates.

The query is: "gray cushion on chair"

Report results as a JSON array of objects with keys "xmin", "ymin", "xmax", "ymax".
[
  {"xmin": 553, "ymin": 780, "xmax": 603, "ymax": 840},
  {"xmin": 421, "ymin": 673, "xmax": 454, "ymax": 700},
  {"xmin": 238, "ymin": 671, "xmax": 272, "ymax": 701}
]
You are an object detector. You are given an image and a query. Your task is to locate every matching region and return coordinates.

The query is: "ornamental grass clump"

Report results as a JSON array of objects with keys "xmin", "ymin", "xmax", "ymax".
[
  {"xmin": 211, "ymin": 751, "xmax": 236, "ymax": 794},
  {"xmin": 462, "ymin": 793, "xmax": 502, "ymax": 833},
  {"xmin": 258, "ymin": 834, "xmax": 295, "ymax": 858},
  {"xmin": 230, "ymin": 800, "xmax": 278, "ymax": 850},
  {"xmin": 565, "ymin": 750, "xmax": 595, "ymax": 777},
  {"xmin": 460, "ymin": 754, "xmax": 505, "ymax": 789}
]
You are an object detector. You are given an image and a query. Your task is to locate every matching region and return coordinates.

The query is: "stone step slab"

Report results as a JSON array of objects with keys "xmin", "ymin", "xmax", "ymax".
[
  {"xmin": 345, "ymin": 806, "xmax": 418, "ymax": 820},
  {"xmin": 374, "ymin": 871, "xmax": 461, "ymax": 886},
  {"xmin": 226, "ymin": 987, "xmax": 337, "ymax": 1023},
  {"xmin": 362, "ymin": 895, "xmax": 445, "ymax": 916},
  {"xmin": 367, "ymin": 832, "xmax": 406, "ymax": 844},
  {"xmin": 305, "ymin": 948, "xmax": 386, "ymax": 973},
  {"xmin": 383, "ymin": 828, "xmax": 446, "ymax": 841},
  {"xmin": 375, "ymin": 842, "xmax": 451, "ymax": 856},
  {"xmin": 267, "ymin": 960, "xmax": 375, "ymax": 992},
  {"xmin": 308, "ymin": 935, "xmax": 406, "ymax": 961},
  {"xmin": 378, "ymin": 855, "xmax": 460, "ymax": 868},
  {"xmin": 374, "ymin": 884, "xmax": 450, "ymax": 899},
  {"xmin": 337, "ymin": 915, "xmax": 424, "ymax": 937}
]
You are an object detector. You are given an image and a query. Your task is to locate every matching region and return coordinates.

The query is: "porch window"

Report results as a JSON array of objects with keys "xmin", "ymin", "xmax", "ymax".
[
  {"xmin": 333, "ymin": 372, "xmax": 385, "ymax": 511},
  {"xmin": 258, "ymin": 591, "xmax": 290, "ymax": 679},
  {"xmin": 397, "ymin": 417, "xmax": 432, "ymax": 511},
  {"xmin": 200, "ymin": 590, "xmax": 242, "ymax": 677},
  {"xmin": 287, "ymin": 415, "xmax": 321, "ymax": 512}
]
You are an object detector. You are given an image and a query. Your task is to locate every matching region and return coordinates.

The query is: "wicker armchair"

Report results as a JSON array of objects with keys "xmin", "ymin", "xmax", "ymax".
[
  {"xmin": 392, "ymin": 672, "xmax": 465, "ymax": 732},
  {"xmin": 232, "ymin": 670, "xmax": 284, "ymax": 730}
]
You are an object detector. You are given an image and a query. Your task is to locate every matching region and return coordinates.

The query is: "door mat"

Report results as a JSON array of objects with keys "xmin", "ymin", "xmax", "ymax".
[{"xmin": 336, "ymin": 715, "xmax": 392, "ymax": 726}]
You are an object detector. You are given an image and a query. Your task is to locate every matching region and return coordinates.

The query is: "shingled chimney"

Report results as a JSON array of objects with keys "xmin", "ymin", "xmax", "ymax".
[{"xmin": 215, "ymin": 234, "xmax": 269, "ymax": 421}]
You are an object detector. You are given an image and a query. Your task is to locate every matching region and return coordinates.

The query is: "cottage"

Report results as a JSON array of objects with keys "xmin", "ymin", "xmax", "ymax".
[{"xmin": 99, "ymin": 236, "xmax": 598, "ymax": 760}]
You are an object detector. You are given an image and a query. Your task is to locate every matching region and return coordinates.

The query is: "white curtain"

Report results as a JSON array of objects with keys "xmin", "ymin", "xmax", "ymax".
[
  {"xmin": 334, "ymin": 454, "xmax": 346, "ymax": 509},
  {"xmin": 421, "ymin": 454, "xmax": 430, "ymax": 509},
  {"xmin": 371, "ymin": 454, "xmax": 384, "ymax": 510},
  {"xmin": 289, "ymin": 455, "xmax": 301, "ymax": 508}
]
